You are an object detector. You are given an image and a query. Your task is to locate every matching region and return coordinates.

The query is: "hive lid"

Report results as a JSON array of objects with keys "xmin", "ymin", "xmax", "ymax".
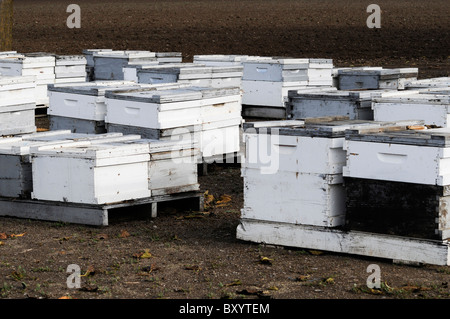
[
  {"xmin": 22, "ymin": 131, "xmax": 124, "ymax": 142},
  {"xmin": 105, "ymin": 86, "xmax": 241, "ymax": 103},
  {"xmin": 372, "ymin": 93, "xmax": 450, "ymax": 105},
  {"xmin": 244, "ymin": 119, "xmax": 423, "ymax": 138},
  {"xmin": 338, "ymin": 67, "xmax": 418, "ymax": 78},
  {"xmin": 55, "ymin": 55, "xmax": 87, "ymax": 65},
  {"xmin": 288, "ymin": 89, "xmax": 386, "ymax": 101},
  {"xmin": 345, "ymin": 126, "xmax": 450, "ymax": 147},
  {"xmin": 30, "ymin": 140, "xmax": 151, "ymax": 160},
  {"xmin": 137, "ymin": 64, "xmax": 213, "ymax": 75},
  {"xmin": 92, "ymin": 50, "xmax": 157, "ymax": 59}
]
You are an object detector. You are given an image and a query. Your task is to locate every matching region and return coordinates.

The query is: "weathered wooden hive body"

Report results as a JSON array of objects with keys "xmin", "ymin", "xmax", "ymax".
[
  {"xmin": 0, "ymin": 75, "xmax": 36, "ymax": 136},
  {"xmin": 337, "ymin": 68, "xmax": 418, "ymax": 90}
]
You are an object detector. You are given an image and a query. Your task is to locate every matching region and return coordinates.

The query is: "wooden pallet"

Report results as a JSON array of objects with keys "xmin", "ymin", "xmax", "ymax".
[
  {"xmin": 0, "ymin": 191, "xmax": 204, "ymax": 226},
  {"xmin": 236, "ymin": 218, "xmax": 450, "ymax": 266}
]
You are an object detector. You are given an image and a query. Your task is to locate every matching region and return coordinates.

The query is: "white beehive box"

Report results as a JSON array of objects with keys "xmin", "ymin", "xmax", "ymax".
[
  {"xmin": 193, "ymin": 54, "xmax": 262, "ymax": 66},
  {"xmin": 136, "ymin": 63, "xmax": 213, "ymax": 86},
  {"xmin": 47, "ymin": 81, "xmax": 184, "ymax": 134},
  {"xmin": 30, "ymin": 140, "xmax": 151, "ymax": 204},
  {"xmin": 404, "ymin": 77, "xmax": 450, "ymax": 90},
  {"xmin": 54, "ymin": 55, "xmax": 87, "ymax": 83},
  {"xmin": 343, "ymin": 126, "xmax": 450, "ymax": 186},
  {"xmin": 241, "ymin": 119, "xmax": 424, "ymax": 227},
  {"xmin": 155, "ymin": 52, "xmax": 183, "ymax": 64},
  {"xmin": 101, "ymin": 138, "xmax": 200, "ymax": 196},
  {"xmin": 93, "ymin": 50, "xmax": 157, "ymax": 80},
  {"xmin": 105, "ymin": 86, "xmax": 242, "ymax": 159},
  {"xmin": 343, "ymin": 126, "xmax": 450, "ymax": 243},
  {"xmin": 0, "ymin": 75, "xmax": 37, "ymax": 136},
  {"xmin": 0, "ymin": 54, "xmax": 56, "ymax": 106},
  {"xmin": 136, "ymin": 63, "xmax": 243, "ymax": 89},
  {"xmin": 242, "ymin": 120, "xmax": 397, "ymax": 227},
  {"xmin": 307, "ymin": 58, "xmax": 334, "ymax": 86},
  {"xmin": 372, "ymin": 93, "xmax": 450, "ymax": 127},
  {"xmin": 0, "ymin": 131, "xmax": 137, "ymax": 198},
  {"xmin": 337, "ymin": 68, "xmax": 418, "ymax": 90}
]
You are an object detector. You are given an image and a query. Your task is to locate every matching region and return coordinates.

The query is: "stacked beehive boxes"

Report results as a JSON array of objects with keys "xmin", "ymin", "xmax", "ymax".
[
  {"xmin": 0, "ymin": 131, "xmax": 128, "ymax": 198},
  {"xmin": 92, "ymin": 50, "xmax": 158, "ymax": 81},
  {"xmin": 337, "ymin": 67, "xmax": 419, "ymax": 90},
  {"xmin": 0, "ymin": 75, "xmax": 36, "ymax": 136},
  {"xmin": 239, "ymin": 119, "xmax": 419, "ymax": 227},
  {"xmin": 235, "ymin": 118, "xmax": 450, "ymax": 265},
  {"xmin": 342, "ymin": 126, "xmax": 450, "ymax": 264},
  {"xmin": 241, "ymin": 57, "xmax": 334, "ymax": 118},
  {"xmin": 47, "ymin": 81, "xmax": 170, "ymax": 134},
  {"xmin": 135, "ymin": 63, "xmax": 244, "ymax": 89},
  {"xmin": 89, "ymin": 50, "xmax": 183, "ymax": 81},
  {"xmin": 104, "ymin": 85, "xmax": 242, "ymax": 161},
  {"xmin": 54, "ymin": 55, "xmax": 87, "ymax": 84},
  {"xmin": 0, "ymin": 53, "xmax": 55, "ymax": 106},
  {"xmin": 0, "ymin": 130, "xmax": 200, "ymax": 204}
]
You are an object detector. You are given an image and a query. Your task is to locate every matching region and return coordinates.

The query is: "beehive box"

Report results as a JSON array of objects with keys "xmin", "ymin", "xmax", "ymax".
[
  {"xmin": 307, "ymin": 58, "xmax": 334, "ymax": 86},
  {"xmin": 136, "ymin": 63, "xmax": 243, "ymax": 89},
  {"xmin": 93, "ymin": 50, "xmax": 157, "ymax": 80},
  {"xmin": 154, "ymin": 52, "xmax": 183, "ymax": 64},
  {"xmin": 104, "ymin": 86, "xmax": 242, "ymax": 160},
  {"xmin": 103, "ymin": 138, "xmax": 200, "ymax": 196},
  {"xmin": 337, "ymin": 68, "xmax": 418, "ymax": 90},
  {"xmin": 0, "ymin": 75, "xmax": 36, "ymax": 135},
  {"xmin": 48, "ymin": 81, "xmax": 186, "ymax": 134},
  {"xmin": 193, "ymin": 54, "xmax": 263, "ymax": 66},
  {"xmin": 47, "ymin": 80, "xmax": 149, "ymax": 133},
  {"xmin": 0, "ymin": 131, "xmax": 136, "ymax": 198},
  {"xmin": 240, "ymin": 119, "xmax": 417, "ymax": 227},
  {"xmin": 0, "ymin": 54, "xmax": 56, "ymax": 106},
  {"xmin": 136, "ymin": 63, "xmax": 213, "ymax": 86},
  {"xmin": 404, "ymin": 77, "xmax": 450, "ymax": 90},
  {"xmin": 331, "ymin": 67, "xmax": 383, "ymax": 88},
  {"xmin": 30, "ymin": 140, "xmax": 151, "ymax": 204},
  {"xmin": 237, "ymin": 119, "xmax": 450, "ymax": 266},
  {"xmin": 82, "ymin": 49, "xmax": 113, "ymax": 81},
  {"xmin": 372, "ymin": 93, "xmax": 450, "ymax": 127},
  {"xmin": 286, "ymin": 89, "xmax": 380, "ymax": 121},
  {"xmin": 54, "ymin": 55, "xmax": 87, "ymax": 84},
  {"xmin": 343, "ymin": 126, "xmax": 450, "ymax": 243}
]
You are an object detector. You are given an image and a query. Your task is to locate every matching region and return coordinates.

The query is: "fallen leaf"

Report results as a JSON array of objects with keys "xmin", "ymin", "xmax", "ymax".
[
  {"xmin": 213, "ymin": 194, "xmax": 233, "ymax": 208},
  {"xmin": 296, "ymin": 275, "xmax": 311, "ymax": 282},
  {"xmin": 10, "ymin": 233, "xmax": 26, "ymax": 238},
  {"xmin": 323, "ymin": 277, "xmax": 335, "ymax": 285},
  {"xmin": 141, "ymin": 264, "xmax": 159, "ymax": 273},
  {"xmin": 58, "ymin": 296, "xmax": 72, "ymax": 299},
  {"xmin": 0, "ymin": 233, "xmax": 7, "ymax": 240},
  {"xmin": 259, "ymin": 256, "xmax": 273, "ymax": 265},
  {"xmin": 225, "ymin": 279, "xmax": 242, "ymax": 287},
  {"xmin": 184, "ymin": 265, "xmax": 202, "ymax": 272},
  {"xmin": 119, "ymin": 230, "xmax": 130, "ymax": 238},
  {"xmin": 0, "ymin": 241, "xmax": 3, "ymax": 246},
  {"xmin": 134, "ymin": 249, "xmax": 153, "ymax": 259},
  {"xmin": 308, "ymin": 250, "xmax": 324, "ymax": 255},
  {"xmin": 81, "ymin": 265, "xmax": 95, "ymax": 277}
]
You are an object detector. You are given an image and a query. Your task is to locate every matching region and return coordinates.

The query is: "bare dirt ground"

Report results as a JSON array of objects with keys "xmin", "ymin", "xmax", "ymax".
[{"xmin": 1, "ymin": 0, "xmax": 450, "ymax": 306}]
